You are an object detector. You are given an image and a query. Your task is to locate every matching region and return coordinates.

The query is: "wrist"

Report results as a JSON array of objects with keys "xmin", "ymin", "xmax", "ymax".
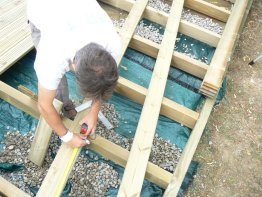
[{"xmin": 59, "ymin": 130, "xmax": 73, "ymax": 142}]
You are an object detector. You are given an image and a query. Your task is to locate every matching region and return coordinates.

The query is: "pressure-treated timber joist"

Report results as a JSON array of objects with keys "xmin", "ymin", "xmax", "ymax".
[
  {"xmin": 118, "ymin": 0, "xmax": 184, "ymax": 195},
  {"xmin": 164, "ymin": 97, "xmax": 216, "ymax": 196},
  {"xmin": 184, "ymin": 0, "xmax": 231, "ymax": 23},
  {"xmin": 200, "ymin": 0, "xmax": 253, "ymax": 98},
  {"xmin": 36, "ymin": 111, "xmax": 87, "ymax": 197},
  {"xmin": 99, "ymin": 0, "xmax": 222, "ymax": 47},
  {"xmin": 0, "ymin": 176, "xmax": 31, "ymax": 197}
]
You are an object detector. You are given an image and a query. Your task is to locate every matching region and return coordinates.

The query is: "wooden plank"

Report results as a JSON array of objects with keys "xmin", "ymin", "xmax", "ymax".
[
  {"xmin": 200, "ymin": 0, "xmax": 252, "ymax": 98},
  {"xmin": 36, "ymin": 111, "xmax": 88, "ymax": 197},
  {"xmin": 116, "ymin": 0, "xmax": 149, "ymax": 64},
  {"xmin": 99, "ymin": 0, "xmax": 221, "ymax": 47},
  {"xmin": 116, "ymin": 77, "xmax": 199, "ymax": 129},
  {"xmin": 129, "ymin": 33, "xmax": 209, "ymax": 79},
  {"xmin": 185, "ymin": 0, "xmax": 231, "ymax": 23},
  {"xmin": 164, "ymin": 98, "xmax": 216, "ymax": 196},
  {"xmin": 0, "ymin": 81, "xmax": 38, "ymax": 118},
  {"xmin": 0, "ymin": 23, "xmax": 31, "ymax": 56},
  {"xmin": 0, "ymin": 1, "xmax": 25, "ymax": 29},
  {"xmin": 0, "ymin": 15, "xmax": 28, "ymax": 42},
  {"xmin": 0, "ymin": 0, "xmax": 24, "ymax": 17},
  {"xmin": 118, "ymin": 0, "xmax": 184, "ymax": 196},
  {"xmin": 0, "ymin": 36, "xmax": 34, "ymax": 74},
  {"xmin": 0, "ymin": 176, "xmax": 30, "ymax": 197},
  {"xmin": 28, "ymin": 99, "xmax": 63, "ymax": 166},
  {"xmin": 88, "ymin": 135, "xmax": 172, "ymax": 189}
]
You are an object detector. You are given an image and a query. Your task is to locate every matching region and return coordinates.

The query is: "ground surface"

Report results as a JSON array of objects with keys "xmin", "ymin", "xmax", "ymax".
[{"xmin": 185, "ymin": 0, "xmax": 262, "ymax": 196}]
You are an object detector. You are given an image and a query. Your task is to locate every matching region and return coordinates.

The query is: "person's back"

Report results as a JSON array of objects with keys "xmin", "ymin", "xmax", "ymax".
[{"xmin": 27, "ymin": 0, "xmax": 121, "ymax": 148}]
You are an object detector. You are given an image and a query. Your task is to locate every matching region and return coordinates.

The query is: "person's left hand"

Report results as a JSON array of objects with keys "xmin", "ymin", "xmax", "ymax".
[{"xmin": 79, "ymin": 111, "xmax": 98, "ymax": 137}]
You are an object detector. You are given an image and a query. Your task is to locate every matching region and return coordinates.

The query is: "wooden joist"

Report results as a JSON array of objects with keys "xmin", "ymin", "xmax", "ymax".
[
  {"xmin": 117, "ymin": 0, "xmax": 149, "ymax": 64},
  {"xmin": 0, "ymin": 176, "xmax": 30, "ymax": 197},
  {"xmin": 128, "ymin": 33, "xmax": 209, "ymax": 79},
  {"xmin": 0, "ymin": 81, "xmax": 39, "ymax": 118},
  {"xmin": 116, "ymin": 77, "xmax": 199, "ymax": 129},
  {"xmin": 164, "ymin": 97, "xmax": 216, "ymax": 196},
  {"xmin": 184, "ymin": 0, "xmax": 231, "ymax": 23},
  {"xmin": 118, "ymin": 0, "xmax": 184, "ymax": 195},
  {"xmin": 200, "ymin": 0, "xmax": 252, "ymax": 98},
  {"xmin": 99, "ymin": 0, "xmax": 221, "ymax": 47}
]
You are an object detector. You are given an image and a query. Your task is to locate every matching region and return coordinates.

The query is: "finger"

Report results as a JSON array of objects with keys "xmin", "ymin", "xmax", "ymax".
[{"xmin": 90, "ymin": 127, "xmax": 96, "ymax": 136}]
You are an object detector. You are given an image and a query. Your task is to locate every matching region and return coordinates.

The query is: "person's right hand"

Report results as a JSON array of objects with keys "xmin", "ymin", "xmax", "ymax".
[{"xmin": 67, "ymin": 133, "xmax": 88, "ymax": 148}]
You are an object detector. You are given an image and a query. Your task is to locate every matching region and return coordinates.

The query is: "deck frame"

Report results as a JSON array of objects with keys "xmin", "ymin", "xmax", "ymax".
[{"xmin": 0, "ymin": 0, "xmax": 253, "ymax": 196}]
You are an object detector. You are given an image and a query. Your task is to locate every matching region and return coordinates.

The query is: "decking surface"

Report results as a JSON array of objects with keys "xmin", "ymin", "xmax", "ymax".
[{"xmin": 0, "ymin": 0, "xmax": 33, "ymax": 75}]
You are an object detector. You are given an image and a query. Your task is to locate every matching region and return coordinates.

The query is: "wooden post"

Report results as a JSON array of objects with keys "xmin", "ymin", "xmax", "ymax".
[
  {"xmin": 0, "ymin": 176, "xmax": 31, "ymax": 197},
  {"xmin": 27, "ymin": 99, "xmax": 63, "ymax": 166},
  {"xmin": 118, "ymin": 0, "xmax": 184, "ymax": 196},
  {"xmin": 200, "ymin": 0, "xmax": 252, "ymax": 98},
  {"xmin": 164, "ymin": 98, "xmax": 216, "ymax": 196},
  {"xmin": 17, "ymin": 85, "xmax": 63, "ymax": 167}
]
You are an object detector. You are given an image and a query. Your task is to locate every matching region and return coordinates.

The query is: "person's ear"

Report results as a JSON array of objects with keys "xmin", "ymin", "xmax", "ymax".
[{"xmin": 71, "ymin": 63, "xmax": 76, "ymax": 71}]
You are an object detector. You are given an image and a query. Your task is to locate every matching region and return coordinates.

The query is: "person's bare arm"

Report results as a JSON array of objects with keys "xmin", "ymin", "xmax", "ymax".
[{"xmin": 38, "ymin": 83, "xmax": 87, "ymax": 147}]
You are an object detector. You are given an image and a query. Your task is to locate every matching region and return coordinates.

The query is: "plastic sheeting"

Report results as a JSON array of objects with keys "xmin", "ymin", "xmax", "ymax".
[{"xmin": 0, "ymin": 22, "xmax": 226, "ymax": 195}]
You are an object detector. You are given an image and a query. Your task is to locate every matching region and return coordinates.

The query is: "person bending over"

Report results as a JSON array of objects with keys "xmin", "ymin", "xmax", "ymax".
[{"xmin": 27, "ymin": 0, "xmax": 121, "ymax": 148}]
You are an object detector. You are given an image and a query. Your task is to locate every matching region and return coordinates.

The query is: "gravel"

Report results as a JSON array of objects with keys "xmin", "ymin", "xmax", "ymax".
[
  {"xmin": 0, "ymin": 103, "xmax": 181, "ymax": 195},
  {"xmin": 123, "ymin": 0, "xmax": 224, "ymax": 35}
]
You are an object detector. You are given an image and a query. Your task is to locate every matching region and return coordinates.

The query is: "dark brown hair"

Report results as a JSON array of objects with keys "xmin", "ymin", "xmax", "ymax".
[{"xmin": 74, "ymin": 43, "xmax": 118, "ymax": 102}]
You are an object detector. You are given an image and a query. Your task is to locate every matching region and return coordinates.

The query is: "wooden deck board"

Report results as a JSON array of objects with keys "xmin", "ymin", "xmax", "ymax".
[{"xmin": 0, "ymin": 0, "xmax": 33, "ymax": 74}]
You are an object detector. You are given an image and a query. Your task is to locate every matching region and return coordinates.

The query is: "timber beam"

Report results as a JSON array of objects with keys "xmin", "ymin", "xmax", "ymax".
[
  {"xmin": 118, "ymin": 0, "xmax": 184, "ymax": 195},
  {"xmin": 164, "ymin": 97, "xmax": 216, "ymax": 196},
  {"xmin": 0, "ymin": 176, "xmax": 30, "ymax": 197},
  {"xmin": 184, "ymin": 0, "xmax": 231, "ymax": 23},
  {"xmin": 200, "ymin": 0, "xmax": 253, "ymax": 98}
]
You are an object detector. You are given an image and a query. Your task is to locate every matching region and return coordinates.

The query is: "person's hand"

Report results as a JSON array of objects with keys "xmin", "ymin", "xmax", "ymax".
[
  {"xmin": 67, "ymin": 133, "xmax": 89, "ymax": 148},
  {"xmin": 79, "ymin": 111, "xmax": 98, "ymax": 137}
]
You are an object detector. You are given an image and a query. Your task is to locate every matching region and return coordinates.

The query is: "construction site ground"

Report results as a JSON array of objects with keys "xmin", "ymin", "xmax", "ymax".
[{"xmin": 186, "ymin": 0, "xmax": 262, "ymax": 196}]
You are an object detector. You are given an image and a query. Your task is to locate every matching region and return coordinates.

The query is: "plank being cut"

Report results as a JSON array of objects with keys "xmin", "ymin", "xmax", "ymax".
[
  {"xmin": 0, "ymin": 176, "xmax": 30, "ymax": 197},
  {"xmin": 36, "ymin": 111, "xmax": 88, "ymax": 197},
  {"xmin": 99, "ymin": 0, "xmax": 221, "ymax": 47},
  {"xmin": 118, "ymin": 0, "xmax": 184, "ymax": 196},
  {"xmin": 164, "ymin": 98, "xmax": 216, "ymax": 196},
  {"xmin": 116, "ymin": 0, "xmax": 149, "ymax": 64},
  {"xmin": 200, "ymin": 0, "xmax": 252, "ymax": 98}
]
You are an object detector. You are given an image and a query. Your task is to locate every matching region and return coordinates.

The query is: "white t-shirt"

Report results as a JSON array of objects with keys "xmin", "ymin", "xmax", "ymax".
[{"xmin": 27, "ymin": 0, "xmax": 121, "ymax": 90}]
